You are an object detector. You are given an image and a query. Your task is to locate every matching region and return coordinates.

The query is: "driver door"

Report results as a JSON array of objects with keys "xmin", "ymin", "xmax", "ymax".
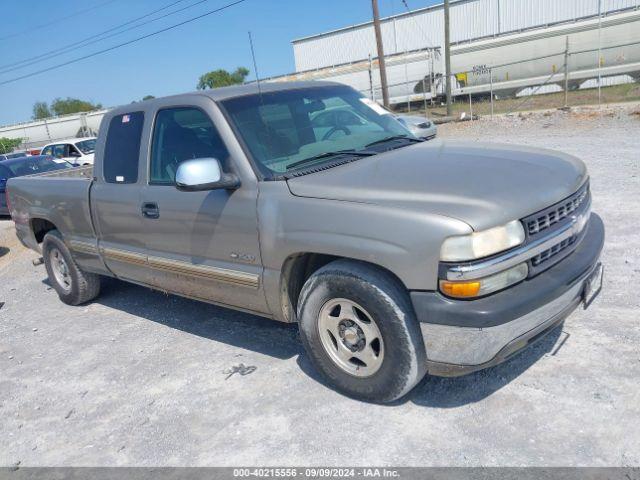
[{"xmin": 140, "ymin": 100, "xmax": 268, "ymax": 315}]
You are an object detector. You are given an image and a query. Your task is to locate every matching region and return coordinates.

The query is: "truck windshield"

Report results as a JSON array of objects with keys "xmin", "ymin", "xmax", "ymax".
[{"xmin": 221, "ymin": 85, "xmax": 413, "ymax": 178}]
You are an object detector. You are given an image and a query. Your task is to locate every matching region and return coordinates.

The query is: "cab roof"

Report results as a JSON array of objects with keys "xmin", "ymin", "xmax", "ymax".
[
  {"xmin": 42, "ymin": 137, "xmax": 97, "ymax": 146},
  {"xmin": 108, "ymin": 81, "xmax": 346, "ymax": 116}
]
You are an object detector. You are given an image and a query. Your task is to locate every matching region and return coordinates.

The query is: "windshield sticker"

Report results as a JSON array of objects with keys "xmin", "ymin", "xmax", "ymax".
[
  {"xmin": 122, "ymin": 115, "xmax": 130, "ymax": 124},
  {"xmin": 360, "ymin": 98, "xmax": 390, "ymax": 116}
]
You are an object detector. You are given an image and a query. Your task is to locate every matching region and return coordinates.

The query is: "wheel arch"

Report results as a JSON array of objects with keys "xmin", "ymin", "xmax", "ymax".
[
  {"xmin": 279, "ymin": 252, "xmax": 409, "ymax": 324},
  {"xmin": 31, "ymin": 217, "xmax": 59, "ymax": 244}
]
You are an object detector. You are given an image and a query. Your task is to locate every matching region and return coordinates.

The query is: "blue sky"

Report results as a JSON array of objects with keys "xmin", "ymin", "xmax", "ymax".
[{"xmin": 0, "ymin": 0, "xmax": 439, "ymax": 125}]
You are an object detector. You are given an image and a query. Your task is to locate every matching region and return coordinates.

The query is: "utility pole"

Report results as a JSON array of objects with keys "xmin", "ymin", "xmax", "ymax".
[
  {"xmin": 444, "ymin": 0, "xmax": 453, "ymax": 116},
  {"xmin": 371, "ymin": 0, "xmax": 390, "ymax": 107},
  {"xmin": 597, "ymin": 0, "xmax": 602, "ymax": 107},
  {"xmin": 563, "ymin": 36, "xmax": 570, "ymax": 109}
]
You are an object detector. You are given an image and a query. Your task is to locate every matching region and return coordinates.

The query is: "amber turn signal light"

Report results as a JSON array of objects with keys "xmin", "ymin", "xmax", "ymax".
[{"xmin": 439, "ymin": 280, "xmax": 481, "ymax": 298}]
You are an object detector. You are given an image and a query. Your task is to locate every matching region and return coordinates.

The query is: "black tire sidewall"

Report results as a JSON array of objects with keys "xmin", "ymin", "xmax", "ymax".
[
  {"xmin": 43, "ymin": 231, "xmax": 83, "ymax": 305},
  {"xmin": 298, "ymin": 261, "xmax": 426, "ymax": 403}
]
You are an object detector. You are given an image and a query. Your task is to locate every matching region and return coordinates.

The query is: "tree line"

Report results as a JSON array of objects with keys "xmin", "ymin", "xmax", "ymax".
[{"xmin": 30, "ymin": 67, "xmax": 249, "ymax": 121}]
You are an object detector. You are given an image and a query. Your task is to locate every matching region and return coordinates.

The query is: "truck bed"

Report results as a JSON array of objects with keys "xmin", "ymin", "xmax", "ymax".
[
  {"xmin": 36, "ymin": 164, "xmax": 93, "ymax": 179},
  {"xmin": 7, "ymin": 166, "xmax": 96, "ymax": 253}
]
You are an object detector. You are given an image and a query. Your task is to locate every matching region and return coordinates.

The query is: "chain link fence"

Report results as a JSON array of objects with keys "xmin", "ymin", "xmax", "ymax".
[{"xmin": 360, "ymin": 38, "xmax": 640, "ymax": 120}]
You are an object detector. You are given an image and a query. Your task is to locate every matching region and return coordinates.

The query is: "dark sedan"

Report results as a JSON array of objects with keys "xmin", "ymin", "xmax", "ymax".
[{"xmin": 0, "ymin": 155, "xmax": 73, "ymax": 216}]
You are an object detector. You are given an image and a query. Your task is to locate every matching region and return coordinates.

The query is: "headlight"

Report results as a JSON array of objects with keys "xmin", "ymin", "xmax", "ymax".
[
  {"xmin": 440, "ymin": 263, "xmax": 528, "ymax": 298},
  {"xmin": 440, "ymin": 220, "xmax": 525, "ymax": 262}
]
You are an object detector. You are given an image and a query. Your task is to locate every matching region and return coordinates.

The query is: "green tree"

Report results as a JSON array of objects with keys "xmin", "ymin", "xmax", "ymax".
[
  {"xmin": 32, "ymin": 101, "xmax": 52, "ymax": 120},
  {"xmin": 197, "ymin": 67, "xmax": 249, "ymax": 90},
  {"xmin": 50, "ymin": 97, "xmax": 103, "ymax": 116},
  {"xmin": 142, "ymin": 95, "xmax": 155, "ymax": 101},
  {"xmin": 0, "ymin": 137, "xmax": 23, "ymax": 155}
]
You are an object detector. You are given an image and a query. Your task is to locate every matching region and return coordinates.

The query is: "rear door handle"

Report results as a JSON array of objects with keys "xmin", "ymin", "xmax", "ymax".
[{"xmin": 141, "ymin": 202, "xmax": 159, "ymax": 219}]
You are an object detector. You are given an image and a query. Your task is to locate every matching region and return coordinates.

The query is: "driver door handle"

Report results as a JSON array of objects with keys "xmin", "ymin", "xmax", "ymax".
[{"xmin": 141, "ymin": 202, "xmax": 160, "ymax": 219}]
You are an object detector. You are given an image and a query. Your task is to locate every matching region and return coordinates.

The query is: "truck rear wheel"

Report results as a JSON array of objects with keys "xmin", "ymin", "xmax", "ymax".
[
  {"xmin": 43, "ymin": 230, "xmax": 101, "ymax": 306},
  {"xmin": 297, "ymin": 259, "xmax": 427, "ymax": 403}
]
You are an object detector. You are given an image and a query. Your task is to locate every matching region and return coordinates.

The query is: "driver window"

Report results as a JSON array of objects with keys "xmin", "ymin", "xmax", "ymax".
[
  {"xmin": 150, "ymin": 107, "xmax": 229, "ymax": 185},
  {"xmin": 52, "ymin": 144, "xmax": 65, "ymax": 159},
  {"xmin": 69, "ymin": 145, "xmax": 81, "ymax": 157}
]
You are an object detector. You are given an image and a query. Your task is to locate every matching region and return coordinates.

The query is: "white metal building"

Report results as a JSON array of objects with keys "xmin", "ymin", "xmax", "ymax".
[{"xmin": 293, "ymin": 0, "xmax": 639, "ymax": 71}]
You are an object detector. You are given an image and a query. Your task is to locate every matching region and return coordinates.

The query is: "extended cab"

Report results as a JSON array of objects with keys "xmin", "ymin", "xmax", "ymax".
[{"xmin": 7, "ymin": 82, "xmax": 604, "ymax": 402}]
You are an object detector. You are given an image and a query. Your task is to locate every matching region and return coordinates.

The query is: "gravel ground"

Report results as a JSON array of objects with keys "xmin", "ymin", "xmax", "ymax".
[{"xmin": 1, "ymin": 104, "xmax": 639, "ymax": 467}]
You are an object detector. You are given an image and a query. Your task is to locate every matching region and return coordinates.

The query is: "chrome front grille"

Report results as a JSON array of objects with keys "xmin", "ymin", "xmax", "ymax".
[
  {"xmin": 526, "ymin": 184, "xmax": 590, "ymax": 236},
  {"xmin": 531, "ymin": 236, "xmax": 577, "ymax": 267},
  {"xmin": 523, "ymin": 182, "xmax": 591, "ymax": 276}
]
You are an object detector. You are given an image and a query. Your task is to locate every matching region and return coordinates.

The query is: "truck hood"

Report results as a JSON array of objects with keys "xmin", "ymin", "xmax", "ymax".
[{"xmin": 286, "ymin": 140, "xmax": 588, "ymax": 231}]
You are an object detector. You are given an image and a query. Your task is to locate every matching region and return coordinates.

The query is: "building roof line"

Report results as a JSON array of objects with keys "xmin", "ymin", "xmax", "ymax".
[
  {"xmin": 292, "ymin": 0, "xmax": 638, "ymax": 45},
  {"xmin": 291, "ymin": 0, "xmax": 469, "ymax": 44}
]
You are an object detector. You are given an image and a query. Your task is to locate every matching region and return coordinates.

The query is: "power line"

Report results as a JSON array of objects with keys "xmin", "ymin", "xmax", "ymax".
[
  {"xmin": 0, "ymin": 0, "xmax": 249, "ymax": 87},
  {"xmin": 0, "ymin": 0, "xmax": 120, "ymax": 42},
  {"xmin": 400, "ymin": 0, "xmax": 439, "ymax": 55},
  {"xmin": 0, "ymin": 0, "xmax": 190, "ymax": 71},
  {"xmin": 0, "ymin": 0, "xmax": 205, "ymax": 74}
]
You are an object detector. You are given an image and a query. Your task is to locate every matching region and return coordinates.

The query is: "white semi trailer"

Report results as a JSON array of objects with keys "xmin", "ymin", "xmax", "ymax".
[
  {"xmin": 442, "ymin": 8, "xmax": 640, "ymax": 97},
  {"xmin": 0, "ymin": 109, "xmax": 107, "ymax": 150},
  {"xmin": 265, "ymin": 8, "xmax": 640, "ymax": 104}
]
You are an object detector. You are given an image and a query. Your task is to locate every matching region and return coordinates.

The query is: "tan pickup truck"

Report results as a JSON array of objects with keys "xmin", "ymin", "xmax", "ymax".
[{"xmin": 7, "ymin": 81, "xmax": 604, "ymax": 402}]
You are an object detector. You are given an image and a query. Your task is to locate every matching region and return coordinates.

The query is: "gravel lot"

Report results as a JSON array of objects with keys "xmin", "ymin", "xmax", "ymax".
[{"xmin": 1, "ymin": 104, "xmax": 639, "ymax": 467}]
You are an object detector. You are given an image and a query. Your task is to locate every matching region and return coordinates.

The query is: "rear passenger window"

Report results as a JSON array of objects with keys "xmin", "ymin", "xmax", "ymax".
[{"xmin": 103, "ymin": 111, "xmax": 144, "ymax": 184}]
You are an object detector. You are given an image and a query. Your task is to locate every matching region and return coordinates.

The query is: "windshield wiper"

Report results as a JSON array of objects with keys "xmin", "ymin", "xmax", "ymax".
[
  {"xmin": 365, "ymin": 135, "xmax": 424, "ymax": 148},
  {"xmin": 285, "ymin": 150, "xmax": 374, "ymax": 171}
]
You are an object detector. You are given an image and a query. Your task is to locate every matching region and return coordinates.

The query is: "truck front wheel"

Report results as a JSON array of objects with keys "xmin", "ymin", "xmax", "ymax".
[
  {"xmin": 43, "ymin": 230, "xmax": 101, "ymax": 306},
  {"xmin": 297, "ymin": 260, "xmax": 427, "ymax": 403}
]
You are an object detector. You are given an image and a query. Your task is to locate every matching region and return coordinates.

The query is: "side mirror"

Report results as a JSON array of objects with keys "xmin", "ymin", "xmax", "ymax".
[
  {"xmin": 70, "ymin": 151, "xmax": 81, "ymax": 158},
  {"xmin": 175, "ymin": 157, "xmax": 240, "ymax": 192}
]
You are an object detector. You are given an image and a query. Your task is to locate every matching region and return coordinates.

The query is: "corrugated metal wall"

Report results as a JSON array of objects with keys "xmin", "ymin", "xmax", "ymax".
[{"xmin": 292, "ymin": 0, "xmax": 640, "ymax": 71}]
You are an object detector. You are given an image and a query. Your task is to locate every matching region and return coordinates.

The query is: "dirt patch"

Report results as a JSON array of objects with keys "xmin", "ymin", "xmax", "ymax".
[
  {"xmin": 0, "ymin": 220, "xmax": 27, "ymax": 271},
  {"xmin": 409, "ymin": 82, "xmax": 640, "ymax": 118}
]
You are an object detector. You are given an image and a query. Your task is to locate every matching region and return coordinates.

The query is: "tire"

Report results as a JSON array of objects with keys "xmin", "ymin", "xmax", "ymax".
[
  {"xmin": 43, "ymin": 230, "xmax": 101, "ymax": 306},
  {"xmin": 297, "ymin": 259, "xmax": 427, "ymax": 403}
]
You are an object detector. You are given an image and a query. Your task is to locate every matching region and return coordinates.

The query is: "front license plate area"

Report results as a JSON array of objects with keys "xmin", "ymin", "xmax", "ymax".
[{"xmin": 583, "ymin": 262, "xmax": 603, "ymax": 309}]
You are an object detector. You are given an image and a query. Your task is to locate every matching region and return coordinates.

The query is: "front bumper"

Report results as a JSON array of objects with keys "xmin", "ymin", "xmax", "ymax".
[
  {"xmin": 410, "ymin": 125, "xmax": 437, "ymax": 140},
  {"xmin": 412, "ymin": 213, "xmax": 605, "ymax": 376}
]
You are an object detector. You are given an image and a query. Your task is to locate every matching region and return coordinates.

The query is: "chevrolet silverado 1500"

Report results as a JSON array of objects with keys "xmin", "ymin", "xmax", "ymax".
[{"xmin": 6, "ymin": 81, "xmax": 604, "ymax": 402}]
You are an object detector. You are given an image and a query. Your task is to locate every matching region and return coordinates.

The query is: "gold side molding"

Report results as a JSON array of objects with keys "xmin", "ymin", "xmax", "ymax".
[
  {"xmin": 98, "ymin": 245, "xmax": 259, "ymax": 289},
  {"xmin": 69, "ymin": 240, "xmax": 99, "ymax": 255},
  {"xmin": 100, "ymin": 246, "xmax": 147, "ymax": 266},
  {"xmin": 148, "ymin": 255, "xmax": 259, "ymax": 289}
]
